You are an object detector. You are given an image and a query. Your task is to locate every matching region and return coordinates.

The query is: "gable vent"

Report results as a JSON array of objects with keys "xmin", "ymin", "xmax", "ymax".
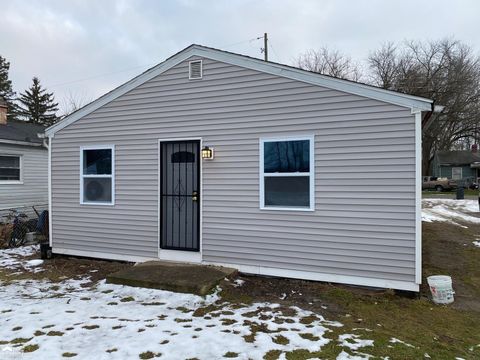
[{"xmin": 189, "ymin": 60, "xmax": 203, "ymax": 80}]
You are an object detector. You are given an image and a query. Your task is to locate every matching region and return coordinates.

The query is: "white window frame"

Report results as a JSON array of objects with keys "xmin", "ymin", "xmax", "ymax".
[
  {"xmin": 80, "ymin": 145, "xmax": 115, "ymax": 206},
  {"xmin": 451, "ymin": 167, "xmax": 462, "ymax": 180},
  {"xmin": 259, "ymin": 135, "xmax": 315, "ymax": 212},
  {"xmin": 188, "ymin": 60, "xmax": 203, "ymax": 80},
  {"xmin": 0, "ymin": 154, "xmax": 23, "ymax": 184}
]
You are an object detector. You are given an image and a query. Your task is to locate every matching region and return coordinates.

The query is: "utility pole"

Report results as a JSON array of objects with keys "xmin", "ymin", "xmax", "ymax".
[{"xmin": 264, "ymin": 33, "xmax": 268, "ymax": 61}]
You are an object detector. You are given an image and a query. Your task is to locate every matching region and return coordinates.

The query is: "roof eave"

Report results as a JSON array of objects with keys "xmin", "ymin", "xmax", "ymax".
[{"xmin": 0, "ymin": 139, "xmax": 45, "ymax": 147}]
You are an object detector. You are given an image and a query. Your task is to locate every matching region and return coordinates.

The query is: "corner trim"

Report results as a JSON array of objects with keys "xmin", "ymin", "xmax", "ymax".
[
  {"xmin": 414, "ymin": 112, "xmax": 422, "ymax": 285},
  {"xmin": 48, "ymin": 136, "xmax": 52, "ymax": 247}
]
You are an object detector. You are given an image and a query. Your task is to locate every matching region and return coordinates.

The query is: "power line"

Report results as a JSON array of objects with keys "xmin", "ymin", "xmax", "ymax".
[
  {"xmin": 49, "ymin": 63, "xmax": 155, "ymax": 88},
  {"xmin": 220, "ymin": 36, "xmax": 263, "ymax": 49},
  {"xmin": 49, "ymin": 35, "xmax": 270, "ymax": 89},
  {"xmin": 269, "ymin": 40, "xmax": 281, "ymax": 62}
]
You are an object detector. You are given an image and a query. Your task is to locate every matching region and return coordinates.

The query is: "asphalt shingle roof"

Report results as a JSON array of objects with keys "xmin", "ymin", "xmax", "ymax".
[
  {"xmin": 437, "ymin": 150, "xmax": 480, "ymax": 166},
  {"xmin": 0, "ymin": 120, "xmax": 46, "ymax": 145}
]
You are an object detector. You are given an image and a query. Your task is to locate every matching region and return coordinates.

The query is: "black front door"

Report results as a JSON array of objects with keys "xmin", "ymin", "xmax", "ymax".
[{"xmin": 160, "ymin": 140, "xmax": 200, "ymax": 251}]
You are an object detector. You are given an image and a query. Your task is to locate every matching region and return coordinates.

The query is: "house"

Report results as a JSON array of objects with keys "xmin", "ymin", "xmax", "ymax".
[
  {"xmin": 45, "ymin": 45, "xmax": 437, "ymax": 292},
  {"xmin": 432, "ymin": 148, "xmax": 480, "ymax": 186},
  {"xmin": 0, "ymin": 97, "xmax": 48, "ymax": 212}
]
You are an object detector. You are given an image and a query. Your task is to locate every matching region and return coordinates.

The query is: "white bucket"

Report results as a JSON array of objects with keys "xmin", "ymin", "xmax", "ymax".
[{"xmin": 427, "ymin": 275, "xmax": 455, "ymax": 304}]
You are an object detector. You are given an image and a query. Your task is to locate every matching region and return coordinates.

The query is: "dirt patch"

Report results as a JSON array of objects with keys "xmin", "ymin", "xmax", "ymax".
[
  {"xmin": 0, "ymin": 250, "xmax": 133, "ymax": 285},
  {"xmin": 423, "ymin": 221, "xmax": 480, "ymax": 312},
  {"xmin": 219, "ymin": 273, "xmax": 385, "ymax": 320}
]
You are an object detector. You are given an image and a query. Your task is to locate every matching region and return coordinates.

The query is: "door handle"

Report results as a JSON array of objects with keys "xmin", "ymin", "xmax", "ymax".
[{"xmin": 192, "ymin": 191, "xmax": 198, "ymax": 202}]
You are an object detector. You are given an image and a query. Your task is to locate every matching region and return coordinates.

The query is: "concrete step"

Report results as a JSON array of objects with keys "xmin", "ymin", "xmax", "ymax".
[{"xmin": 106, "ymin": 261, "xmax": 236, "ymax": 296}]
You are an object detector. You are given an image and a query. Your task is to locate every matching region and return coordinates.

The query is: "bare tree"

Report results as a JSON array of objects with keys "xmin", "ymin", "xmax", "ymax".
[
  {"xmin": 296, "ymin": 47, "xmax": 362, "ymax": 81},
  {"xmin": 367, "ymin": 42, "xmax": 398, "ymax": 89},
  {"xmin": 60, "ymin": 90, "xmax": 92, "ymax": 118},
  {"xmin": 368, "ymin": 39, "xmax": 480, "ymax": 174}
]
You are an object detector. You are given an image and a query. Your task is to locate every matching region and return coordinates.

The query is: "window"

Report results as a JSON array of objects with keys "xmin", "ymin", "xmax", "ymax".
[
  {"xmin": 452, "ymin": 167, "xmax": 462, "ymax": 180},
  {"xmin": 80, "ymin": 145, "xmax": 114, "ymax": 205},
  {"xmin": 260, "ymin": 136, "xmax": 314, "ymax": 211},
  {"xmin": 0, "ymin": 155, "xmax": 21, "ymax": 182}
]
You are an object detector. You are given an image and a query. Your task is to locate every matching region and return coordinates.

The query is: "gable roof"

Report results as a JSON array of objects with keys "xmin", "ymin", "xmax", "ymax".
[
  {"xmin": 0, "ymin": 120, "xmax": 46, "ymax": 147},
  {"xmin": 45, "ymin": 44, "xmax": 434, "ymax": 137},
  {"xmin": 436, "ymin": 150, "xmax": 480, "ymax": 166}
]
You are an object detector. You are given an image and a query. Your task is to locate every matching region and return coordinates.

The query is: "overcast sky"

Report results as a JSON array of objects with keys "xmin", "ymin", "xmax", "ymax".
[{"xmin": 1, "ymin": 0, "xmax": 478, "ymax": 114}]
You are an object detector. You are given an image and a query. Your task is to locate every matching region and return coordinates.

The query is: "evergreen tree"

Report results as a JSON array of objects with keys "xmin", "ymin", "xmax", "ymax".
[
  {"xmin": 0, "ymin": 55, "xmax": 17, "ymax": 121},
  {"xmin": 17, "ymin": 77, "xmax": 59, "ymax": 126}
]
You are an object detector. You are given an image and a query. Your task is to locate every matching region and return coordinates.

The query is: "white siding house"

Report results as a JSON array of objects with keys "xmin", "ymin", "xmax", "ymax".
[
  {"xmin": 45, "ymin": 45, "xmax": 436, "ymax": 292},
  {"xmin": 0, "ymin": 117, "xmax": 48, "ymax": 212}
]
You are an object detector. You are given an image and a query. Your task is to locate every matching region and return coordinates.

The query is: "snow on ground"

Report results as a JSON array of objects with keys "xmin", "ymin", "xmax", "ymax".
[
  {"xmin": 422, "ymin": 199, "xmax": 480, "ymax": 226},
  {"xmin": 0, "ymin": 245, "xmax": 44, "ymax": 273},
  {"xmin": 0, "ymin": 246, "xmax": 380, "ymax": 360}
]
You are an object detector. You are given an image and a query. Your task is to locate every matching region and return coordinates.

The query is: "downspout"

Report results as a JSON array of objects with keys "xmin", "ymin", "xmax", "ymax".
[{"xmin": 37, "ymin": 132, "xmax": 49, "ymax": 149}]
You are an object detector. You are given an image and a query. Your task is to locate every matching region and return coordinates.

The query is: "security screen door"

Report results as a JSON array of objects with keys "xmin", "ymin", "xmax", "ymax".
[{"xmin": 160, "ymin": 140, "xmax": 200, "ymax": 251}]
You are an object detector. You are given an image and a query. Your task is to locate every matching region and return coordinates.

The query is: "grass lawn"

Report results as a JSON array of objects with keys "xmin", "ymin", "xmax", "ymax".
[
  {"xmin": 0, "ymin": 204, "xmax": 479, "ymax": 358},
  {"xmin": 219, "ymin": 220, "xmax": 480, "ymax": 359},
  {"xmin": 423, "ymin": 189, "xmax": 479, "ymax": 199}
]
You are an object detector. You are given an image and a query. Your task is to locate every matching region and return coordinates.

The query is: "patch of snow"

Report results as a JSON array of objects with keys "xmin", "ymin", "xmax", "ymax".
[
  {"xmin": 389, "ymin": 337, "xmax": 415, "ymax": 348},
  {"xmin": 0, "ymin": 245, "xmax": 43, "ymax": 273},
  {"xmin": 232, "ymin": 279, "xmax": 245, "ymax": 287},
  {"xmin": 422, "ymin": 199, "xmax": 480, "ymax": 226},
  {"xmin": 25, "ymin": 259, "xmax": 43, "ymax": 267},
  {"xmin": 338, "ymin": 334, "xmax": 374, "ymax": 351},
  {"xmin": 473, "ymin": 241, "xmax": 480, "ymax": 248},
  {"xmin": 0, "ymin": 275, "xmax": 346, "ymax": 359},
  {"xmin": 336, "ymin": 350, "xmax": 371, "ymax": 360},
  {"xmin": 279, "ymin": 293, "xmax": 287, "ymax": 300},
  {"xmin": 424, "ymin": 354, "xmax": 431, "ymax": 358}
]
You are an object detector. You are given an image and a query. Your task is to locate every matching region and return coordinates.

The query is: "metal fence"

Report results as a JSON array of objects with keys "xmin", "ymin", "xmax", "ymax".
[{"xmin": 0, "ymin": 204, "xmax": 48, "ymax": 248}]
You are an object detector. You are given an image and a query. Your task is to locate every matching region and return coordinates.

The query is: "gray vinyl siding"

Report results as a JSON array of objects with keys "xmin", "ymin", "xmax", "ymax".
[
  {"xmin": 51, "ymin": 57, "xmax": 417, "ymax": 284},
  {"xmin": 0, "ymin": 143, "xmax": 48, "ymax": 210}
]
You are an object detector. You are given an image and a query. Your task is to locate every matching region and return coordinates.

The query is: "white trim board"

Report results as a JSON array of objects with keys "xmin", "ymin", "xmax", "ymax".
[
  {"xmin": 52, "ymin": 247, "xmax": 419, "ymax": 291},
  {"xmin": 0, "ymin": 139, "xmax": 46, "ymax": 147},
  {"xmin": 205, "ymin": 261, "xmax": 419, "ymax": 292},
  {"xmin": 45, "ymin": 44, "xmax": 433, "ymax": 136},
  {"xmin": 48, "ymin": 136, "xmax": 53, "ymax": 247},
  {"xmin": 53, "ymin": 247, "xmax": 157, "ymax": 263},
  {"xmin": 414, "ymin": 112, "xmax": 422, "ymax": 285}
]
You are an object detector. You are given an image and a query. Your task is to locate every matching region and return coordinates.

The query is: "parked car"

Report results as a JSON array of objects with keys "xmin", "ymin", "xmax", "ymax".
[{"xmin": 422, "ymin": 176, "xmax": 458, "ymax": 192}]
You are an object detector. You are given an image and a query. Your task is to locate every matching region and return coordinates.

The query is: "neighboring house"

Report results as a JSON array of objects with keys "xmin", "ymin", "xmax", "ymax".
[
  {"xmin": 45, "ymin": 45, "xmax": 437, "ymax": 292},
  {"xmin": 0, "ymin": 97, "xmax": 48, "ymax": 212},
  {"xmin": 432, "ymin": 149, "xmax": 480, "ymax": 185}
]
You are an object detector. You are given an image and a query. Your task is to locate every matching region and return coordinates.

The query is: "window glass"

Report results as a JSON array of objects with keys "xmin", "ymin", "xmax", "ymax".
[
  {"xmin": 264, "ymin": 176, "xmax": 310, "ymax": 207},
  {"xmin": 452, "ymin": 167, "xmax": 462, "ymax": 180},
  {"xmin": 83, "ymin": 149, "xmax": 112, "ymax": 175},
  {"xmin": 0, "ymin": 156, "xmax": 21, "ymax": 181},
  {"xmin": 83, "ymin": 178, "xmax": 112, "ymax": 202},
  {"xmin": 264, "ymin": 140, "xmax": 309, "ymax": 173}
]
